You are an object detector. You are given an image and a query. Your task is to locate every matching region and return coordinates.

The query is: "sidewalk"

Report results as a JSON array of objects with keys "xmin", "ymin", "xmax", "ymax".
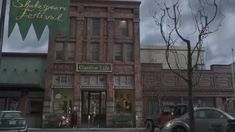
[{"xmin": 29, "ymin": 128, "xmax": 146, "ymax": 131}]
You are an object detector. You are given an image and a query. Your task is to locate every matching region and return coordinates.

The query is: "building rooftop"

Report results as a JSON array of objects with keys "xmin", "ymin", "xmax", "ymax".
[{"xmin": 141, "ymin": 45, "xmax": 205, "ymax": 51}]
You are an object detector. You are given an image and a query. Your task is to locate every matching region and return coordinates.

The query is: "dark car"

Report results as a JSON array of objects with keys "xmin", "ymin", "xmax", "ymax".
[
  {"xmin": 0, "ymin": 111, "xmax": 28, "ymax": 132},
  {"xmin": 145, "ymin": 104, "xmax": 187, "ymax": 132},
  {"xmin": 162, "ymin": 107, "xmax": 235, "ymax": 132}
]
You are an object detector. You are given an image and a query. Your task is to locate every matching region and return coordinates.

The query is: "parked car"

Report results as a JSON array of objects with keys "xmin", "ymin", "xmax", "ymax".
[
  {"xmin": 161, "ymin": 107, "xmax": 235, "ymax": 132},
  {"xmin": 145, "ymin": 104, "xmax": 187, "ymax": 132},
  {"xmin": 0, "ymin": 111, "xmax": 28, "ymax": 132}
]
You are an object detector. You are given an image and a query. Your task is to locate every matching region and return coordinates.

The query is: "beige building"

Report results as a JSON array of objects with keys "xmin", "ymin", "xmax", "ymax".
[{"xmin": 140, "ymin": 45, "xmax": 205, "ymax": 70}]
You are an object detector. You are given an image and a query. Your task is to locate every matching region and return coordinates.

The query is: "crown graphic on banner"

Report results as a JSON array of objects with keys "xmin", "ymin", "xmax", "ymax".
[{"xmin": 8, "ymin": 0, "xmax": 69, "ymax": 40}]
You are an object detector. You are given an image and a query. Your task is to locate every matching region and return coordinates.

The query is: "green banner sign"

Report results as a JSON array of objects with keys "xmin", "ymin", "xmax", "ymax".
[
  {"xmin": 76, "ymin": 63, "xmax": 113, "ymax": 72},
  {"xmin": 8, "ymin": 0, "xmax": 69, "ymax": 40}
]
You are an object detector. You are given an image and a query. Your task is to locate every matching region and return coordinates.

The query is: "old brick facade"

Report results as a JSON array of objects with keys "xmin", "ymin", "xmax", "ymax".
[
  {"xmin": 43, "ymin": 0, "xmax": 142, "ymax": 128},
  {"xmin": 142, "ymin": 63, "xmax": 234, "ymax": 117}
]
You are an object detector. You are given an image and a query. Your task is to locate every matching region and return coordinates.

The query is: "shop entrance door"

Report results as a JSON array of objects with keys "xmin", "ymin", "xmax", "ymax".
[{"xmin": 81, "ymin": 91, "xmax": 106, "ymax": 128}]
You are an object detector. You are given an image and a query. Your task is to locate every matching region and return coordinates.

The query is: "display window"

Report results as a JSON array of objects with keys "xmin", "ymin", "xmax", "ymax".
[
  {"xmin": 53, "ymin": 89, "xmax": 73, "ymax": 114},
  {"xmin": 115, "ymin": 90, "xmax": 133, "ymax": 113}
]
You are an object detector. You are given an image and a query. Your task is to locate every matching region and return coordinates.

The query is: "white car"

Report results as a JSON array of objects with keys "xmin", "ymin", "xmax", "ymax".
[{"xmin": 162, "ymin": 107, "xmax": 235, "ymax": 132}]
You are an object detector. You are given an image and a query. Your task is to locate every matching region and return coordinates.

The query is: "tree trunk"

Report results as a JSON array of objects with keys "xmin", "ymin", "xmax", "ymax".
[{"xmin": 187, "ymin": 43, "xmax": 194, "ymax": 132}]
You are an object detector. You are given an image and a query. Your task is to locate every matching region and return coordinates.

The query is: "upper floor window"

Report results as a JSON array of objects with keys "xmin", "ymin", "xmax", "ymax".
[
  {"xmin": 126, "ymin": 44, "xmax": 134, "ymax": 62},
  {"xmin": 54, "ymin": 42, "xmax": 75, "ymax": 61},
  {"xmin": 91, "ymin": 18, "xmax": 100, "ymax": 36},
  {"xmin": 113, "ymin": 43, "xmax": 134, "ymax": 62},
  {"xmin": 55, "ymin": 43, "xmax": 64, "ymax": 60},
  {"xmin": 91, "ymin": 43, "xmax": 100, "ymax": 61},
  {"xmin": 116, "ymin": 20, "xmax": 129, "ymax": 37},
  {"xmin": 65, "ymin": 43, "xmax": 75, "ymax": 61},
  {"xmin": 114, "ymin": 44, "xmax": 123, "ymax": 61}
]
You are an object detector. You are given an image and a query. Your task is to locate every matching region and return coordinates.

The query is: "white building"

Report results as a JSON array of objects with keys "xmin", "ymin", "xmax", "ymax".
[{"xmin": 140, "ymin": 45, "xmax": 206, "ymax": 70}]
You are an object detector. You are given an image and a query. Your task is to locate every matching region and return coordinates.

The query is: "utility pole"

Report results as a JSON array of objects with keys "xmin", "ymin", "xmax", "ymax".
[
  {"xmin": 0, "ymin": 0, "xmax": 7, "ymax": 59},
  {"xmin": 232, "ymin": 49, "xmax": 235, "ymax": 97}
]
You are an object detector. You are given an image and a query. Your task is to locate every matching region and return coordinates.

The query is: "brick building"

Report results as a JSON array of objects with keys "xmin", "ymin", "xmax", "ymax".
[
  {"xmin": 43, "ymin": 0, "xmax": 142, "ymax": 128},
  {"xmin": 142, "ymin": 63, "xmax": 235, "ymax": 117}
]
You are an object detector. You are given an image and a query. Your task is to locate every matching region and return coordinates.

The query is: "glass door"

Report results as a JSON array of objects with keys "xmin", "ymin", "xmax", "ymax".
[{"xmin": 81, "ymin": 91, "xmax": 106, "ymax": 128}]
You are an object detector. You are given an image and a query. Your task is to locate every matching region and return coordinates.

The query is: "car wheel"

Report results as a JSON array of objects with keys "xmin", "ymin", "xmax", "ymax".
[
  {"xmin": 145, "ymin": 120, "xmax": 154, "ymax": 132},
  {"xmin": 172, "ymin": 126, "xmax": 186, "ymax": 132}
]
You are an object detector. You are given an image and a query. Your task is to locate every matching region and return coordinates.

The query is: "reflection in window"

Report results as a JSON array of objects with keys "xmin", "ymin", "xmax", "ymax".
[
  {"xmin": 53, "ymin": 89, "xmax": 73, "ymax": 114},
  {"xmin": 119, "ymin": 20, "xmax": 128, "ymax": 36}
]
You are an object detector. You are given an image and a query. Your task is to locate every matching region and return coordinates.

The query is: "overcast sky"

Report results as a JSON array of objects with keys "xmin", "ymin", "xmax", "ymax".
[{"xmin": 1, "ymin": 0, "xmax": 235, "ymax": 68}]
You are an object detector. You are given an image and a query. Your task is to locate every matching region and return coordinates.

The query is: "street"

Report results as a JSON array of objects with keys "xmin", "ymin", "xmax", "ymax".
[{"xmin": 28, "ymin": 128, "xmax": 161, "ymax": 132}]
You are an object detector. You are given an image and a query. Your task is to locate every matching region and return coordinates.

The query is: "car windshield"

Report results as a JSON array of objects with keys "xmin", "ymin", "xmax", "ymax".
[
  {"xmin": 221, "ymin": 111, "xmax": 234, "ymax": 119},
  {"xmin": 2, "ymin": 112, "xmax": 22, "ymax": 118}
]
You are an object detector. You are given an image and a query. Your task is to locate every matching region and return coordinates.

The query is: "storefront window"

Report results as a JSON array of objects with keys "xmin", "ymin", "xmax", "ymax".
[
  {"xmin": 0, "ymin": 98, "xmax": 19, "ymax": 111},
  {"xmin": 53, "ymin": 89, "xmax": 73, "ymax": 114},
  {"xmin": 115, "ymin": 90, "xmax": 133, "ymax": 113},
  {"xmin": 29, "ymin": 99, "xmax": 43, "ymax": 114},
  {"xmin": 8, "ymin": 98, "xmax": 19, "ymax": 110},
  {"xmin": 0, "ymin": 98, "xmax": 6, "ymax": 111},
  {"xmin": 148, "ymin": 101, "xmax": 159, "ymax": 115},
  {"xmin": 194, "ymin": 98, "xmax": 215, "ymax": 107}
]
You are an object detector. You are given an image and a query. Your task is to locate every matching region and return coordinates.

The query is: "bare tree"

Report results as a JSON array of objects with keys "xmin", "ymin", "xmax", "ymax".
[{"xmin": 153, "ymin": 0, "xmax": 220, "ymax": 131}]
